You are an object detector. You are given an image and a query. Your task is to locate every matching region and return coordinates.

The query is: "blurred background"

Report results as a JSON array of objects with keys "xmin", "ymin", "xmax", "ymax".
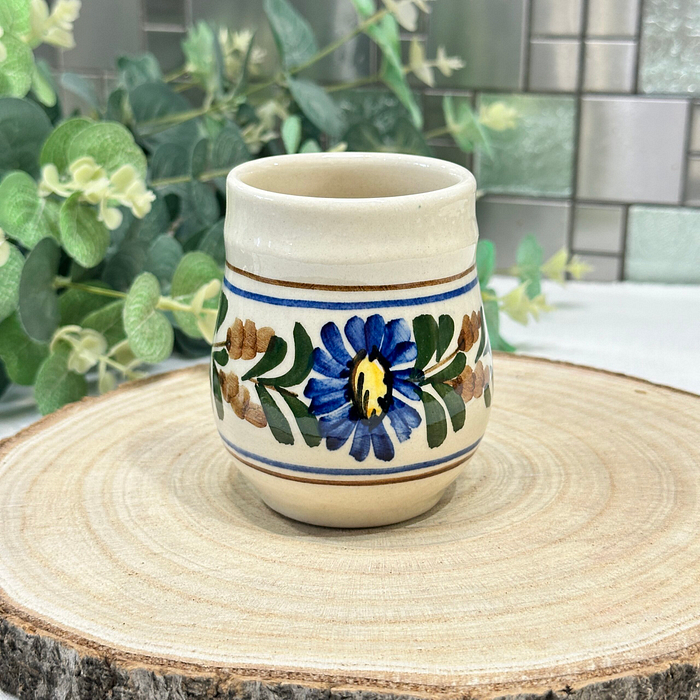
[{"xmin": 36, "ymin": 0, "xmax": 700, "ymax": 284}]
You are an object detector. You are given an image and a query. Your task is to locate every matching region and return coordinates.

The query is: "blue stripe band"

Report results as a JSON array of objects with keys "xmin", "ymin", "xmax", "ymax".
[
  {"xmin": 219, "ymin": 432, "xmax": 482, "ymax": 476},
  {"xmin": 223, "ymin": 275, "xmax": 478, "ymax": 310}
]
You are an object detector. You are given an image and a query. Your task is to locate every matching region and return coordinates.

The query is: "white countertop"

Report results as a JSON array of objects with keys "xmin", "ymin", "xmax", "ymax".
[{"xmin": 0, "ymin": 277, "xmax": 698, "ymax": 700}]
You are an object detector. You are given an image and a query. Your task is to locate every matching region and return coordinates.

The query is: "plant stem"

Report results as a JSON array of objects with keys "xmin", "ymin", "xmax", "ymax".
[
  {"xmin": 423, "ymin": 125, "xmax": 452, "ymax": 140},
  {"xmin": 149, "ymin": 165, "xmax": 232, "ymax": 188},
  {"xmin": 423, "ymin": 348, "xmax": 460, "ymax": 378},
  {"xmin": 54, "ymin": 278, "xmax": 126, "ymax": 299},
  {"xmin": 212, "ymin": 340, "xmax": 227, "ymax": 348},
  {"xmin": 249, "ymin": 378, "xmax": 298, "ymax": 398},
  {"xmin": 325, "ymin": 74, "xmax": 380, "ymax": 93},
  {"xmin": 164, "ymin": 66, "xmax": 188, "ymax": 83}
]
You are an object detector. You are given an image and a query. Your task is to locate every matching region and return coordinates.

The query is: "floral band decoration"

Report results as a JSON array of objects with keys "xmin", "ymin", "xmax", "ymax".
[{"xmin": 211, "ymin": 295, "xmax": 491, "ymax": 463}]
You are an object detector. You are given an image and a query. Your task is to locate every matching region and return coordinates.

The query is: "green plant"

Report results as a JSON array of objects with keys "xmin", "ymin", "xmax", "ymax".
[{"xmin": 0, "ymin": 0, "xmax": 586, "ymax": 413}]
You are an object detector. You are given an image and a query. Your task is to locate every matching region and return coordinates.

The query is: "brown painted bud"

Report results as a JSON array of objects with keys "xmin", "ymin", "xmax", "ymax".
[
  {"xmin": 244, "ymin": 403, "xmax": 268, "ymax": 428},
  {"xmin": 231, "ymin": 384, "xmax": 250, "ymax": 419},
  {"xmin": 256, "ymin": 326, "xmax": 274, "ymax": 353},
  {"xmin": 218, "ymin": 370, "xmax": 239, "ymax": 404},
  {"xmin": 227, "ymin": 318, "xmax": 244, "ymax": 360},
  {"xmin": 473, "ymin": 361, "xmax": 485, "ymax": 399},
  {"xmin": 242, "ymin": 319, "xmax": 257, "ymax": 360},
  {"xmin": 458, "ymin": 310, "xmax": 482, "ymax": 352}
]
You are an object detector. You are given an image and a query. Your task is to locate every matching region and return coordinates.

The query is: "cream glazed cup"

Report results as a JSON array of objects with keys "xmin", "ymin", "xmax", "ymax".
[{"xmin": 210, "ymin": 152, "xmax": 493, "ymax": 528}]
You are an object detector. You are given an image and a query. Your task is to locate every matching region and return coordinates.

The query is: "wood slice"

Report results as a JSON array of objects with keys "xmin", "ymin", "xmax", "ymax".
[{"xmin": 1, "ymin": 356, "xmax": 700, "ymax": 700}]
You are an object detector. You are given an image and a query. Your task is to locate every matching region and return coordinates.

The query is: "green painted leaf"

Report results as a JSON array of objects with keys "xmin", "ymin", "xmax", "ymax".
[
  {"xmin": 433, "ymin": 381, "xmax": 466, "ymax": 433},
  {"xmin": 242, "ymin": 335, "xmax": 287, "ymax": 381},
  {"xmin": 17, "ymin": 237, "xmax": 60, "ymax": 342},
  {"xmin": 82, "ymin": 300, "xmax": 126, "ymax": 347},
  {"xmin": 40, "ymin": 117, "xmax": 92, "ymax": 172},
  {"xmin": 516, "ymin": 234, "xmax": 543, "ymax": 299},
  {"xmin": 0, "ymin": 242, "xmax": 23, "ymax": 323},
  {"xmin": 483, "ymin": 292, "xmax": 515, "ymax": 353},
  {"xmin": 287, "ymin": 77, "xmax": 345, "ymax": 139},
  {"xmin": 420, "ymin": 390, "xmax": 447, "ymax": 449},
  {"xmin": 436, "ymin": 314, "xmax": 454, "ymax": 362},
  {"xmin": 143, "ymin": 235, "xmax": 183, "ymax": 291},
  {"xmin": 256, "ymin": 383, "xmax": 294, "ymax": 445},
  {"xmin": 68, "ymin": 122, "xmax": 147, "ymax": 178},
  {"xmin": 60, "ymin": 72, "xmax": 100, "ymax": 109},
  {"xmin": 474, "ymin": 308, "xmax": 486, "ymax": 363},
  {"xmin": 0, "ymin": 312, "xmax": 49, "ymax": 385},
  {"xmin": 0, "ymin": 34, "xmax": 33, "ymax": 99},
  {"xmin": 476, "ymin": 240, "xmax": 495, "ymax": 288},
  {"xmin": 280, "ymin": 392, "xmax": 321, "ymax": 448},
  {"xmin": 0, "ymin": 171, "xmax": 60, "ymax": 248},
  {"xmin": 123, "ymin": 272, "xmax": 174, "ymax": 363},
  {"xmin": 265, "ymin": 322, "xmax": 313, "ymax": 387},
  {"xmin": 263, "ymin": 0, "xmax": 318, "ymax": 70},
  {"xmin": 281, "ymin": 115, "xmax": 302, "ymax": 154},
  {"xmin": 424, "ymin": 352, "xmax": 466, "ymax": 385},
  {"xmin": 58, "ymin": 285, "xmax": 111, "ymax": 326},
  {"xmin": 116, "ymin": 53, "xmax": 162, "ymax": 90},
  {"xmin": 349, "ymin": 0, "xmax": 375, "ymax": 18},
  {"xmin": 484, "ymin": 383, "xmax": 492, "ymax": 408},
  {"xmin": 412, "ymin": 314, "xmax": 438, "ymax": 370},
  {"xmin": 170, "ymin": 251, "xmax": 221, "ymax": 337},
  {"xmin": 214, "ymin": 291, "xmax": 227, "ymax": 334},
  {"xmin": 0, "ymin": 97, "xmax": 52, "ymax": 177},
  {"xmin": 212, "ymin": 348, "xmax": 228, "ymax": 367},
  {"xmin": 59, "ymin": 193, "xmax": 111, "ymax": 268},
  {"xmin": 211, "ymin": 358, "xmax": 224, "ymax": 420},
  {"xmin": 0, "ymin": 0, "xmax": 31, "ymax": 35},
  {"xmin": 31, "ymin": 59, "xmax": 56, "ymax": 107},
  {"xmin": 34, "ymin": 343, "xmax": 88, "ymax": 414}
]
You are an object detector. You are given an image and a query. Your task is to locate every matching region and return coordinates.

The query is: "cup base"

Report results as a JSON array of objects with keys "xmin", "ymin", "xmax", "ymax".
[{"xmin": 231, "ymin": 458, "xmax": 467, "ymax": 528}]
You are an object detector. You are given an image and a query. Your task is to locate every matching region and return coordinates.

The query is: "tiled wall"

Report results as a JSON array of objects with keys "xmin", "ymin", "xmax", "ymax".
[{"xmin": 45, "ymin": 0, "xmax": 700, "ymax": 282}]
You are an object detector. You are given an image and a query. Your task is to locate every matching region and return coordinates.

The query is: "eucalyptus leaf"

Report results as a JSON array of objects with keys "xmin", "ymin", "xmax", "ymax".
[
  {"xmin": 31, "ymin": 59, "xmax": 57, "ymax": 107},
  {"xmin": 299, "ymin": 139, "xmax": 321, "ymax": 153},
  {"xmin": 58, "ymin": 284, "xmax": 111, "ymax": 326},
  {"xmin": 281, "ymin": 115, "xmax": 302, "ymax": 154},
  {"xmin": 40, "ymin": 117, "xmax": 92, "ymax": 172},
  {"xmin": 68, "ymin": 122, "xmax": 147, "ymax": 177},
  {"xmin": 59, "ymin": 193, "xmax": 111, "ymax": 268},
  {"xmin": 182, "ymin": 22, "xmax": 221, "ymax": 96},
  {"xmin": 17, "ymin": 237, "xmax": 60, "ymax": 342},
  {"xmin": 210, "ymin": 121, "xmax": 250, "ymax": 170},
  {"xmin": 516, "ymin": 234, "xmax": 543, "ymax": 299},
  {"xmin": 175, "ymin": 181, "xmax": 220, "ymax": 244},
  {"xmin": 123, "ymin": 272, "xmax": 174, "ymax": 363},
  {"xmin": 0, "ymin": 34, "xmax": 33, "ymax": 99},
  {"xmin": 170, "ymin": 251, "xmax": 221, "ymax": 337},
  {"xmin": 34, "ymin": 343, "xmax": 88, "ymax": 415},
  {"xmin": 150, "ymin": 142, "xmax": 190, "ymax": 180},
  {"xmin": 349, "ymin": 0, "xmax": 376, "ymax": 18},
  {"xmin": 101, "ymin": 238, "xmax": 147, "ymax": 292},
  {"xmin": 197, "ymin": 218, "xmax": 225, "ymax": 267},
  {"xmin": 0, "ymin": 171, "xmax": 60, "ymax": 248},
  {"xmin": 476, "ymin": 239, "xmax": 495, "ymax": 288},
  {"xmin": 82, "ymin": 300, "xmax": 126, "ymax": 347},
  {"xmin": 143, "ymin": 234, "xmax": 183, "ymax": 291},
  {"xmin": 287, "ymin": 77, "xmax": 345, "ymax": 139},
  {"xmin": 60, "ymin": 72, "xmax": 100, "ymax": 110},
  {"xmin": 0, "ymin": 97, "xmax": 52, "ymax": 177},
  {"xmin": 0, "ymin": 0, "xmax": 31, "ymax": 35},
  {"xmin": 117, "ymin": 53, "xmax": 162, "ymax": 90},
  {"xmin": 263, "ymin": 0, "xmax": 318, "ymax": 71},
  {"xmin": 483, "ymin": 292, "xmax": 515, "ymax": 353},
  {"xmin": 380, "ymin": 57, "xmax": 422, "ymax": 129},
  {"xmin": 0, "ymin": 241, "xmax": 23, "ymax": 323},
  {"xmin": 420, "ymin": 390, "xmax": 447, "ymax": 449},
  {"xmin": 0, "ymin": 312, "xmax": 49, "ymax": 385},
  {"xmin": 256, "ymin": 382, "xmax": 294, "ymax": 445}
]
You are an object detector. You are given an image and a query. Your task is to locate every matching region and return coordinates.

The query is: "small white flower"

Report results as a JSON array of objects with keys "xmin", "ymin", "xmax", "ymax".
[
  {"xmin": 409, "ymin": 39, "xmax": 434, "ymax": 87},
  {"xmin": 97, "ymin": 361, "xmax": 116, "ymax": 393},
  {"xmin": 0, "ymin": 229, "xmax": 11, "ymax": 268},
  {"xmin": 231, "ymin": 30, "xmax": 253, "ymax": 53},
  {"xmin": 108, "ymin": 164, "xmax": 156, "ymax": 220},
  {"xmin": 39, "ymin": 163, "xmax": 73, "ymax": 197},
  {"xmin": 98, "ymin": 199, "xmax": 123, "ymax": 230},
  {"xmin": 435, "ymin": 46, "xmax": 464, "ymax": 77},
  {"xmin": 479, "ymin": 102, "xmax": 518, "ymax": 131},
  {"xmin": 383, "ymin": 0, "xmax": 418, "ymax": 31},
  {"xmin": 29, "ymin": 0, "xmax": 81, "ymax": 49},
  {"xmin": 67, "ymin": 329, "xmax": 107, "ymax": 374}
]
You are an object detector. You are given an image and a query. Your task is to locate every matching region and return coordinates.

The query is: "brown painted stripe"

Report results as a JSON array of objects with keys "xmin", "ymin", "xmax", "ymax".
[
  {"xmin": 225, "ymin": 446, "xmax": 475, "ymax": 486},
  {"xmin": 225, "ymin": 262, "xmax": 476, "ymax": 292}
]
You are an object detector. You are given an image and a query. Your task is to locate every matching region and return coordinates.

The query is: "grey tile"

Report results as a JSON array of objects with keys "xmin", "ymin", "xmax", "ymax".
[
  {"xmin": 587, "ymin": 0, "xmax": 640, "ymax": 37},
  {"xmin": 191, "ymin": 0, "xmax": 370, "ymax": 83},
  {"xmin": 639, "ymin": 0, "xmax": 700, "ymax": 94},
  {"xmin": 529, "ymin": 39, "xmax": 580, "ymax": 92},
  {"xmin": 475, "ymin": 196, "xmax": 570, "ymax": 267},
  {"xmin": 62, "ymin": 0, "xmax": 142, "ymax": 71},
  {"xmin": 33, "ymin": 43, "xmax": 60, "ymax": 70},
  {"xmin": 583, "ymin": 40, "xmax": 636, "ymax": 92},
  {"xmin": 690, "ymin": 104, "xmax": 700, "ymax": 153},
  {"xmin": 60, "ymin": 73, "xmax": 103, "ymax": 115},
  {"xmin": 685, "ymin": 156, "xmax": 700, "ymax": 205},
  {"xmin": 573, "ymin": 204, "xmax": 625, "ymax": 253},
  {"xmin": 146, "ymin": 31, "xmax": 186, "ymax": 74},
  {"xmin": 427, "ymin": 0, "xmax": 526, "ymax": 89},
  {"xmin": 531, "ymin": 0, "xmax": 582, "ymax": 36},
  {"xmin": 625, "ymin": 206, "xmax": 700, "ymax": 283},
  {"xmin": 577, "ymin": 96, "xmax": 689, "ymax": 204},
  {"xmin": 145, "ymin": 0, "xmax": 185, "ymax": 25},
  {"xmin": 422, "ymin": 91, "xmax": 473, "ymax": 133},
  {"xmin": 574, "ymin": 254, "xmax": 621, "ymax": 281}
]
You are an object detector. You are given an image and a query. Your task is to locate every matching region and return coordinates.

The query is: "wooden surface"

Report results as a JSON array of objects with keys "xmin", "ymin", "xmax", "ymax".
[{"xmin": 1, "ymin": 357, "xmax": 700, "ymax": 700}]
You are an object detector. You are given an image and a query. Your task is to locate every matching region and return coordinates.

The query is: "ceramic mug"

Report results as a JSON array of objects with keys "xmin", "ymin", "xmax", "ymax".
[{"xmin": 211, "ymin": 152, "xmax": 492, "ymax": 528}]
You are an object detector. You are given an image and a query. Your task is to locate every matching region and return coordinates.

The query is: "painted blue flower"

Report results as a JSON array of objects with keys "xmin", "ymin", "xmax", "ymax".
[{"xmin": 304, "ymin": 314, "xmax": 422, "ymax": 462}]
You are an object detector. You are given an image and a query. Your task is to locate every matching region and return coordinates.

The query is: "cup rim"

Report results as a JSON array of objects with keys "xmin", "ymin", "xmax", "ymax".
[{"xmin": 226, "ymin": 152, "xmax": 476, "ymax": 207}]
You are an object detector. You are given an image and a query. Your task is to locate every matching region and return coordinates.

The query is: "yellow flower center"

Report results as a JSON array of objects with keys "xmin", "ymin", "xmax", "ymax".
[{"xmin": 350, "ymin": 353, "xmax": 391, "ymax": 419}]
